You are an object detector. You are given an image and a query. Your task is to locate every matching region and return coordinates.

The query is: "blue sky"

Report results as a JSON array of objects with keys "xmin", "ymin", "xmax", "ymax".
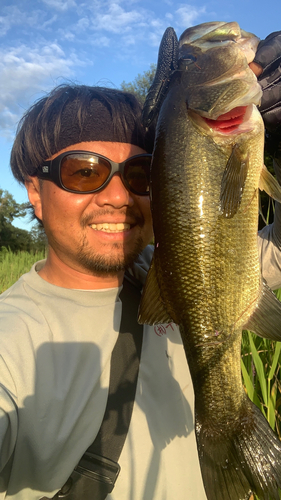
[{"xmin": 1, "ymin": 0, "xmax": 281, "ymax": 230}]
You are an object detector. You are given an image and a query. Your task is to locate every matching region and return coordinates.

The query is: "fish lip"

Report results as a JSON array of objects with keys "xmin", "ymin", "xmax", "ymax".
[
  {"xmin": 202, "ymin": 106, "xmax": 248, "ymax": 132},
  {"xmin": 189, "ymin": 105, "xmax": 256, "ymax": 135}
]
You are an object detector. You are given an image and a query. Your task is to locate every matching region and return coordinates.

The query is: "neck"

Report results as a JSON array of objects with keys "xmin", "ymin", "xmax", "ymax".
[{"xmin": 38, "ymin": 249, "xmax": 124, "ymax": 290}]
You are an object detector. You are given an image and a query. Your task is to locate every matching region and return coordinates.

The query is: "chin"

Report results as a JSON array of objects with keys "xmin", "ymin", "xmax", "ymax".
[{"xmin": 77, "ymin": 237, "xmax": 145, "ymax": 276}]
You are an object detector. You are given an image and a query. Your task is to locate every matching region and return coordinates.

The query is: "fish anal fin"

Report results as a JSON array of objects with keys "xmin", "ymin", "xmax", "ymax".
[
  {"xmin": 138, "ymin": 255, "xmax": 173, "ymax": 325},
  {"xmin": 259, "ymin": 164, "xmax": 281, "ymax": 203},
  {"xmin": 245, "ymin": 280, "xmax": 281, "ymax": 341},
  {"xmin": 220, "ymin": 144, "xmax": 248, "ymax": 218}
]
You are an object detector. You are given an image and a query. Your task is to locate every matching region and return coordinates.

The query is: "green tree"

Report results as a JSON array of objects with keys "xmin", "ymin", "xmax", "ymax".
[
  {"xmin": 0, "ymin": 189, "xmax": 27, "ymax": 228},
  {"xmin": 120, "ymin": 63, "xmax": 156, "ymax": 104},
  {"xmin": 0, "ymin": 189, "xmax": 46, "ymax": 252},
  {"xmin": 29, "ymin": 224, "xmax": 47, "ymax": 253}
]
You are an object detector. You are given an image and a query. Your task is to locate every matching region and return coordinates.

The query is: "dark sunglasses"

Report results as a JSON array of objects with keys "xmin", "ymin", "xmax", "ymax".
[{"xmin": 36, "ymin": 151, "xmax": 152, "ymax": 195}]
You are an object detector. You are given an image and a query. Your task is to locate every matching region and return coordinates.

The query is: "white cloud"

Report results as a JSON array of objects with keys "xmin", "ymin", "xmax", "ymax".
[
  {"xmin": 0, "ymin": 0, "xmax": 211, "ymax": 139},
  {"xmin": 42, "ymin": 15, "xmax": 58, "ymax": 29},
  {"xmin": 91, "ymin": 3, "xmax": 144, "ymax": 34},
  {"xmin": 165, "ymin": 13, "xmax": 174, "ymax": 22},
  {"xmin": 175, "ymin": 5, "xmax": 207, "ymax": 29},
  {"xmin": 0, "ymin": 16, "xmax": 10, "ymax": 36},
  {"xmin": 0, "ymin": 5, "xmax": 42, "ymax": 36},
  {"xmin": 0, "ymin": 44, "xmax": 77, "ymax": 137},
  {"xmin": 41, "ymin": 0, "xmax": 76, "ymax": 12}
]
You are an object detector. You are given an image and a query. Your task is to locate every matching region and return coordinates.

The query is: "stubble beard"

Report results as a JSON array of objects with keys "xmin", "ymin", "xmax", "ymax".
[
  {"xmin": 76, "ymin": 234, "xmax": 146, "ymax": 276},
  {"xmin": 76, "ymin": 209, "xmax": 149, "ymax": 276}
]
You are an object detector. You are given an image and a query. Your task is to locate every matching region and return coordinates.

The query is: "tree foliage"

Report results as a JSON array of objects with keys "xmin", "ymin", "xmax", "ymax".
[
  {"xmin": 0, "ymin": 189, "xmax": 46, "ymax": 252},
  {"xmin": 120, "ymin": 63, "xmax": 156, "ymax": 104}
]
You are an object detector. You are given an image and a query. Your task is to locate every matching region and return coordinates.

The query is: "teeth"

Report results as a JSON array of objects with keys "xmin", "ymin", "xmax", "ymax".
[{"xmin": 90, "ymin": 222, "xmax": 131, "ymax": 233}]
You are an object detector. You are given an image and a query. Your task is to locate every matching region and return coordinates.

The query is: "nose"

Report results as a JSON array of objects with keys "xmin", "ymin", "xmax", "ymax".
[{"xmin": 94, "ymin": 173, "xmax": 134, "ymax": 208}]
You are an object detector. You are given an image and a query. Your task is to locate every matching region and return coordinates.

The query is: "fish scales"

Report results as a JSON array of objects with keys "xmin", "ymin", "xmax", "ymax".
[
  {"xmin": 152, "ymin": 88, "xmax": 262, "ymax": 340},
  {"xmin": 140, "ymin": 21, "xmax": 281, "ymax": 500}
]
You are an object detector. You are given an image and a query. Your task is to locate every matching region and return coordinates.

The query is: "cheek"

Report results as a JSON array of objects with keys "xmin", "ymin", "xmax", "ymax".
[{"xmin": 40, "ymin": 188, "xmax": 92, "ymax": 227}]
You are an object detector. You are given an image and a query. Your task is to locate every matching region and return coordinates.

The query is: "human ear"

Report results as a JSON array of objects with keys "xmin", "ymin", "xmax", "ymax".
[{"xmin": 25, "ymin": 176, "xmax": 43, "ymax": 221}]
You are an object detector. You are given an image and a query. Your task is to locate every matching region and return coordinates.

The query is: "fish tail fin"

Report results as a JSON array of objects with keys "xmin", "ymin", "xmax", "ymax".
[{"xmin": 197, "ymin": 399, "xmax": 281, "ymax": 500}]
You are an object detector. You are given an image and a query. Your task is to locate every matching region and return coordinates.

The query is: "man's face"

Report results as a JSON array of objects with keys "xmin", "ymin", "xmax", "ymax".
[{"xmin": 29, "ymin": 141, "xmax": 153, "ymax": 277}]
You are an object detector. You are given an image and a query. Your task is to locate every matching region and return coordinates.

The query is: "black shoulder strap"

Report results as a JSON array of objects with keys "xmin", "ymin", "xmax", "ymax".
[
  {"xmin": 88, "ymin": 272, "xmax": 143, "ymax": 460},
  {"xmin": 51, "ymin": 273, "xmax": 143, "ymax": 500}
]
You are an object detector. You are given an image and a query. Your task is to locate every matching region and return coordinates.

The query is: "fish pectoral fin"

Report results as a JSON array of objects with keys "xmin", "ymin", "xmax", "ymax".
[
  {"xmin": 244, "ymin": 280, "xmax": 281, "ymax": 340},
  {"xmin": 138, "ymin": 255, "xmax": 174, "ymax": 325},
  {"xmin": 259, "ymin": 164, "xmax": 281, "ymax": 202},
  {"xmin": 220, "ymin": 144, "xmax": 248, "ymax": 218}
]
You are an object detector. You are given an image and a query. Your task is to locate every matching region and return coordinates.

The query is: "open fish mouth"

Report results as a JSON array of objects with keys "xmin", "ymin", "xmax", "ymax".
[
  {"xmin": 202, "ymin": 106, "xmax": 248, "ymax": 132},
  {"xmin": 188, "ymin": 104, "xmax": 257, "ymax": 135}
]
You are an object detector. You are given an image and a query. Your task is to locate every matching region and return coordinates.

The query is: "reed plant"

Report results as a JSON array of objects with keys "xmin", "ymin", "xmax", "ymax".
[
  {"xmin": 242, "ymin": 316, "xmax": 281, "ymax": 500},
  {"xmin": 0, "ymin": 247, "xmax": 46, "ymax": 293}
]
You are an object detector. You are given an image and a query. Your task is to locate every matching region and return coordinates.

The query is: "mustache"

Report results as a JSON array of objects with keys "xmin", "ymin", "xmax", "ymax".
[{"xmin": 81, "ymin": 208, "xmax": 145, "ymax": 228}]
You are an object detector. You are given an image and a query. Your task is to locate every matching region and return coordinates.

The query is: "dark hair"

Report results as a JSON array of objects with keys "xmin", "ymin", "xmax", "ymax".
[{"xmin": 10, "ymin": 84, "xmax": 155, "ymax": 184}]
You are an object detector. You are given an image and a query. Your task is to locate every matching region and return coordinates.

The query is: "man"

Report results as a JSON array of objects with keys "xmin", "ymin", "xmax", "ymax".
[{"xmin": 0, "ymin": 32, "xmax": 281, "ymax": 500}]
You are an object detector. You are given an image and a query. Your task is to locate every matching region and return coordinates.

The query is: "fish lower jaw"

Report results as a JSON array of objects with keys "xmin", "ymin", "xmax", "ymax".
[
  {"xmin": 90, "ymin": 223, "xmax": 131, "ymax": 233},
  {"xmin": 189, "ymin": 104, "xmax": 259, "ymax": 135}
]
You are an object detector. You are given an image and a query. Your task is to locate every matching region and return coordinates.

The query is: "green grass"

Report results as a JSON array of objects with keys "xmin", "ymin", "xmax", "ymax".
[
  {"xmin": 0, "ymin": 247, "xmax": 46, "ymax": 293},
  {"xmin": 241, "ymin": 329, "xmax": 281, "ymax": 438}
]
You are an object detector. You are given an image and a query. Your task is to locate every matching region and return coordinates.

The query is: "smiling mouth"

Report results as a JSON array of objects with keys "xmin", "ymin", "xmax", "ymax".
[
  {"xmin": 90, "ymin": 222, "xmax": 131, "ymax": 233},
  {"xmin": 203, "ymin": 106, "xmax": 248, "ymax": 132}
]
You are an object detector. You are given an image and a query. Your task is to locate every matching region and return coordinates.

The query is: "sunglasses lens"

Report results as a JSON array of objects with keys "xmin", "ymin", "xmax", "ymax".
[
  {"xmin": 124, "ymin": 157, "xmax": 151, "ymax": 194},
  {"xmin": 60, "ymin": 153, "xmax": 111, "ymax": 192}
]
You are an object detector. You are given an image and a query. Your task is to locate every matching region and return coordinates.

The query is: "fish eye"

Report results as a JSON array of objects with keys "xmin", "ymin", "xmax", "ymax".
[{"xmin": 181, "ymin": 53, "xmax": 197, "ymax": 62}]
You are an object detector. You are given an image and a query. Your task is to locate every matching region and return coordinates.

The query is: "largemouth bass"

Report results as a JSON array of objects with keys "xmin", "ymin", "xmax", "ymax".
[{"xmin": 139, "ymin": 21, "xmax": 281, "ymax": 500}]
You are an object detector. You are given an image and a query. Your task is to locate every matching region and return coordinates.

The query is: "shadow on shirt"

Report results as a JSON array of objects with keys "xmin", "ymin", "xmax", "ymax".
[{"xmin": 0, "ymin": 337, "xmax": 194, "ymax": 498}]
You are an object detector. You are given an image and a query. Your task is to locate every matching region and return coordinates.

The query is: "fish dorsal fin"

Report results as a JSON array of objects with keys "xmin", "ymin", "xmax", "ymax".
[
  {"xmin": 220, "ymin": 144, "xmax": 248, "ymax": 218},
  {"xmin": 142, "ymin": 27, "xmax": 179, "ymax": 127},
  {"xmin": 259, "ymin": 164, "xmax": 281, "ymax": 202},
  {"xmin": 245, "ymin": 280, "xmax": 281, "ymax": 341},
  {"xmin": 138, "ymin": 254, "xmax": 174, "ymax": 325}
]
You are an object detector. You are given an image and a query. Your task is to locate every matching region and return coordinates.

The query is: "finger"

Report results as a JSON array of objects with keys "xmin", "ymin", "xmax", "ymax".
[{"xmin": 249, "ymin": 61, "xmax": 263, "ymax": 77}]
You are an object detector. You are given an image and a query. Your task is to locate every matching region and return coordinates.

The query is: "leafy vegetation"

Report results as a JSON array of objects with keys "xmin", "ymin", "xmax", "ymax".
[
  {"xmin": 0, "ymin": 189, "xmax": 47, "ymax": 253},
  {"xmin": 242, "ymin": 323, "xmax": 281, "ymax": 439},
  {"xmin": 0, "ymin": 248, "xmax": 46, "ymax": 293},
  {"xmin": 120, "ymin": 63, "xmax": 156, "ymax": 104}
]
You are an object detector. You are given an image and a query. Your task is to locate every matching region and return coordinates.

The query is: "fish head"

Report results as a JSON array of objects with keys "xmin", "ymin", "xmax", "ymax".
[{"xmin": 178, "ymin": 21, "xmax": 262, "ymax": 127}]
